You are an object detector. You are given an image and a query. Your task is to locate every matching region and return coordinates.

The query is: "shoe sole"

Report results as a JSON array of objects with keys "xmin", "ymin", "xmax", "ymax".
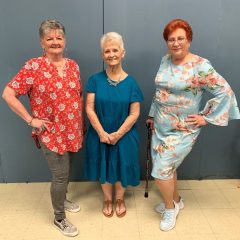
[
  {"xmin": 116, "ymin": 210, "xmax": 126, "ymax": 218},
  {"xmin": 160, "ymin": 204, "xmax": 180, "ymax": 231},
  {"xmin": 160, "ymin": 222, "xmax": 176, "ymax": 231},
  {"xmin": 54, "ymin": 223, "xmax": 79, "ymax": 237}
]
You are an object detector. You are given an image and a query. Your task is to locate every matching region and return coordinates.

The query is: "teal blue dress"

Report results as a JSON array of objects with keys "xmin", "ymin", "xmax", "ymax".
[{"xmin": 85, "ymin": 71, "xmax": 144, "ymax": 187}]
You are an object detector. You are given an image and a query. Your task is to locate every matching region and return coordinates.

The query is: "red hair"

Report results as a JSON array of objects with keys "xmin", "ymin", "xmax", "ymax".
[{"xmin": 163, "ymin": 19, "xmax": 193, "ymax": 42}]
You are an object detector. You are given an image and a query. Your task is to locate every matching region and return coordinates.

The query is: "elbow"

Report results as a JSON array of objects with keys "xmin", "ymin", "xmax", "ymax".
[
  {"xmin": 2, "ymin": 87, "xmax": 17, "ymax": 103},
  {"xmin": 85, "ymin": 106, "xmax": 89, "ymax": 116},
  {"xmin": 2, "ymin": 89, "xmax": 8, "ymax": 101},
  {"xmin": 133, "ymin": 116, "xmax": 139, "ymax": 124},
  {"xmin": 85, "ymin": 106, "xmax": 92, "ymax": 119},
  {"xmin": 131, "ymin": 113, "xmax": 140, "ymax": 124},
  {"xmin": 134, "ymin": 110, "xmax": 140, "ymax": 120},
  {"xmin": 136, "ymin": 111, "xmax": 141, "ymax": 122}
]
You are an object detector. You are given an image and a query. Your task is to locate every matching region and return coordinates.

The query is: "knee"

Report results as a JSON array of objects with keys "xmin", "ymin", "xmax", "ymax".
[
  {"xmin": 52, "ymin": 170, "xmax": 69, "ymax": 184},
  {"xmin": 152, "ymin": 166, "xmax": 175, "ymax": 180}
]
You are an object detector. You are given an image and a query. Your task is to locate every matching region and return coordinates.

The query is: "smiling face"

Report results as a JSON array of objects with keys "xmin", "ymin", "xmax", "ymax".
[
  {"xmin": 102, "ymin": 40, "xmax": 125, "ymax": 67},
  {"xmin": 41, "ymin": 29, "xmax": 66, "ymax": 57},
  {"xmin": 167, "ymin": 28, "xmax": 190, "ymax": 61}
]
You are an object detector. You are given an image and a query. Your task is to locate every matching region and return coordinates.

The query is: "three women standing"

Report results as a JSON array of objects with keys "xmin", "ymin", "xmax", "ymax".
[{"xmin": 2, "ymin": 17, "xmax": 240, "ymax": 236}]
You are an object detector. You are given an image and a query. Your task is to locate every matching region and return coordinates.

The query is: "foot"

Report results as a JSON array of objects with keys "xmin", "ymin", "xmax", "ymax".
[
  {"xmin": 155, "ymin": 197, "xmax": 184, "ymax": 215},
  {"xmin": 160, "ymin": 203, "xmax": 179, "ymax": 231},
  {"xmin": 54, "ymin": 218, "xmax": 79, "ymax": 237},
  {"xmin": 115, "ymin": 199, "xmax": 126, "ymax": 217},
  {"xmin": 102, "ymin": 200, "xmax": 114, "ymax": 217},
  {"xmin": 64, "ymin": 199, "xmax": 81, "ymax": 213}
]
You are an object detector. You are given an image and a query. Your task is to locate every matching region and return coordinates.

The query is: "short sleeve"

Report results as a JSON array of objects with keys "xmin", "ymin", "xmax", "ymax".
[
  {"xmin": 86, "ymin": 75, "xmax": 96, "ymax": 93},
  {"xmin": 130, "ymin": 78, "xmax": 144, "ymax": 103},
  {"xmin": 7, "ymin": 58, "xmax": 40, "ymax": 96}
]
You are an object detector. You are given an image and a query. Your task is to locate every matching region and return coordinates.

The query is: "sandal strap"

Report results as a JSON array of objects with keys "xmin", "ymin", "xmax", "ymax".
[
  {"xmin": 115, "ymin": 199, "xmax": 126, "ymax": 217},
  {"xmin": 104, "ymin": 200, "xmax": 112, "ymax": 207},
  {"xmin": 103, "ymin": 200, "xmax": 113, "ymax": 217},
  {"xmin": 116, "ymin": 199, "xmax": 124, "ymax": 206}
]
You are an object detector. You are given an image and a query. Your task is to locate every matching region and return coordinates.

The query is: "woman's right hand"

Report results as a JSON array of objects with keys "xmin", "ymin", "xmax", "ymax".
[
  {"xmin": 146, "ymin": 117, "xmax": 154, "ymax": 130},
  {"xmin": 98, "ymin": 131, "xmax": 111, "ymax": 144}
]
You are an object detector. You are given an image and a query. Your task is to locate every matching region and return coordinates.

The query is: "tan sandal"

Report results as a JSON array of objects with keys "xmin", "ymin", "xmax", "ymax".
[
  {"xmin": 102, "ymin": 200, "xmax": 114, "ymax": 218},
  {"xmin": 115, "ymin": 199, "xmax": 126, "ymax": 218}
]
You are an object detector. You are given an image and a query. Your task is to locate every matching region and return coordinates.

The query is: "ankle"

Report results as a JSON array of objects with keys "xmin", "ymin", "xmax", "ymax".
[
  {"xmin": 115, "ymin": 195, "xmax": 124, "ymax": 200},
  {"xmin": 104, "ymin": 196, "xmax": 112, "ymax": 202},
  {"xmin": 165, "ymin": 202, "xmax": 174, "ymax": 209},
  {"xmin": 173, "ymin": 196, "xmax": 180, "ymax": 203}
]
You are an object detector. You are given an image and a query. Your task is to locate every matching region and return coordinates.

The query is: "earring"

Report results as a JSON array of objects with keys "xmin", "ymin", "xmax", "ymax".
[{"xmin": 42, "ymin": 48, "xmax": 46, "ymax": 56}]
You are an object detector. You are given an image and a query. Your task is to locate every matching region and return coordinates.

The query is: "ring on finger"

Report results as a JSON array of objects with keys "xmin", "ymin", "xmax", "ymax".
[{"xmin": 41, "ymin": 125, "xmax": 46, "ymax": 131}]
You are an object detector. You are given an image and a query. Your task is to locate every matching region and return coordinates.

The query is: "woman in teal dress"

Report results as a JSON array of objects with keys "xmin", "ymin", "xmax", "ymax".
[
  {"xmin": 85, "ymin": 32, "xmax": 143, "ymax": 218},
  {"xmin": 146, "ymin": 19, "xmax": 240, "ymax": 231}
]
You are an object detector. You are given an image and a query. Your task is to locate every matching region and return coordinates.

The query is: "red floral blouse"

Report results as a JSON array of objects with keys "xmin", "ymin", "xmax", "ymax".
[{"xmin": 8, "ymin": 56, "xmax": 84, "ymax": 154}]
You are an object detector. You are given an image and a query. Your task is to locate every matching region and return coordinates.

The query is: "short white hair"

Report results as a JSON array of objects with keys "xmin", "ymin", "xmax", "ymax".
[{"xmin": 100, "ymin": 32, "xmax": 125, "ymax": 52}]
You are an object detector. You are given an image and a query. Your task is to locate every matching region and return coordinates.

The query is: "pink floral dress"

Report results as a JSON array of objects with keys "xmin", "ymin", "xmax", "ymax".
[
  {"xmin": 8, "ymin": 56, "xmax": 84, "ymax": 154},
  {"xmin": 148, "ymin": 54, "xmax": 240, "ymax": 180}
]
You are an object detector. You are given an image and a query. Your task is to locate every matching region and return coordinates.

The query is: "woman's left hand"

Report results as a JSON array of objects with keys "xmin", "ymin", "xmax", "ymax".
[
  {"xmin": 109, "ymin": 132, "xmax": 121, "ymax": 145},
  {"xmin": 185, "ymin": 114, "xmax": 208, "ymax": 129},
  {"xmin": 31, "ymin": 118, "xmax": 53, "ymax": 132}
]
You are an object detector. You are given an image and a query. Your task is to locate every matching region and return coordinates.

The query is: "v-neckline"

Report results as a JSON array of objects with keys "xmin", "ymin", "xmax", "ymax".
[{"xmin": 44, "ymin": 56, "xmax": 67, "ymax": 79}]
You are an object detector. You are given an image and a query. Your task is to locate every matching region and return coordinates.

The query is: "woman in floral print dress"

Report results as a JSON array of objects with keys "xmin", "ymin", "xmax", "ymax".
[
  {"xmin": 146, "ymin": 19, "xmax": 240, "ymax": 231},
  {"xmin": 2, "ymin": 19, "xmax": 83, "ymax": 237}
]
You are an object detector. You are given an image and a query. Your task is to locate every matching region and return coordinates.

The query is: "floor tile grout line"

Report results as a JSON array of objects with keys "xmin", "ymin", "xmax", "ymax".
[
  {"xmin": 2, "ymin": 180, "xmax": 240, "ymax": 239},
  {"xmin": 133, "ymin": 189, "xmax": 143, "ymax": 239}
]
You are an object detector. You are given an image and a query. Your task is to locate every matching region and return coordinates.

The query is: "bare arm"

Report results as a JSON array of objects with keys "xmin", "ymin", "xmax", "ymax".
[
  {"xmin": 109, "ymin": 102, "xmax": 140, "ymax": 145},
  {"xmin": 2, "ymin": 86, "xmax": 51, "ymax": 130},
  {"xmin": 2, "ymin": 86, "xmax": 32, "ymax": 122},
  {"xmin": 85, "ymin": 93, "xmax": 110, "ymax": 144}
]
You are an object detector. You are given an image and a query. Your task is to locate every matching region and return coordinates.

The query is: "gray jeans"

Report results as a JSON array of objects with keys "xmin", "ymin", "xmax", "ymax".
[{"xmin": 39, "ymin": 141, "xmax": 74, "ymax": 220}]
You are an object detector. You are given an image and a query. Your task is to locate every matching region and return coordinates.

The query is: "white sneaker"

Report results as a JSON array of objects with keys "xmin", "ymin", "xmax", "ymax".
[
  {"xmin": 160, "ymin": 203, "xmax": 179, "ymax": 231},
  {"xmin": 155, "ymin": 197, "xmax": 184, "ymax": 215},
  {"xmin": 54, "ymin": 218, "xmax": 79, "ymax": 237}
]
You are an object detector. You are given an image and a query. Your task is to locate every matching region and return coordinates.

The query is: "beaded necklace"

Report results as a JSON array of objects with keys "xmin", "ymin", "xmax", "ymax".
[{"xmin": 106, "ymin": 71, "xmax": 122, "ymax": 87}]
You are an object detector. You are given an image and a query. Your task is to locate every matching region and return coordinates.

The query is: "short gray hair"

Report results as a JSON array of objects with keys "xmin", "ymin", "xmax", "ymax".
[
  {"xmin": 100, "ymin": 32, "xmax": 124, "ymax": 51},
  {"xmin": 39, "ymin": 19, "xmax": 65, "ymax": 39}
]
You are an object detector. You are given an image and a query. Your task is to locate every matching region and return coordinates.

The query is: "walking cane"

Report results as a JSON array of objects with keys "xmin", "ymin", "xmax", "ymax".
[{"xmin": 144, "ymin": 125, "xmax": 152, "ymax": 198}]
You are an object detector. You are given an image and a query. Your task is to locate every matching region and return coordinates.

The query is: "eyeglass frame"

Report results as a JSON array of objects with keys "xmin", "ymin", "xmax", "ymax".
[{"xmin": 167, "ymin": 36, "xmax": 187, "ymax": 45}]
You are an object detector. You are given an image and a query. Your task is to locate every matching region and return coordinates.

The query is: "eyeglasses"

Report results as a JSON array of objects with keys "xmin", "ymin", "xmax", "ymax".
[{"xmin": 167, "ymin": 37, "xmax": 186, "ymax": 45}]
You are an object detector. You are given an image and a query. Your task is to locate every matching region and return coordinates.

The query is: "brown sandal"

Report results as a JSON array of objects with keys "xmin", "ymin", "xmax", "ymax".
[
  {"xmin": 102, "ymin": 200, "xmax": 114, "ymax": 218},
  {"xmin": 115, "ymin": 199, "xmax": 126, "ymax": 218}
]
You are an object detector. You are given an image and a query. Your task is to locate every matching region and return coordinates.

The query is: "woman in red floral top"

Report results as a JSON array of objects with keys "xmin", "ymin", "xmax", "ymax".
[{"xmin": 2, "ymin": 19, "xmax": 83, "ymax": 237}]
